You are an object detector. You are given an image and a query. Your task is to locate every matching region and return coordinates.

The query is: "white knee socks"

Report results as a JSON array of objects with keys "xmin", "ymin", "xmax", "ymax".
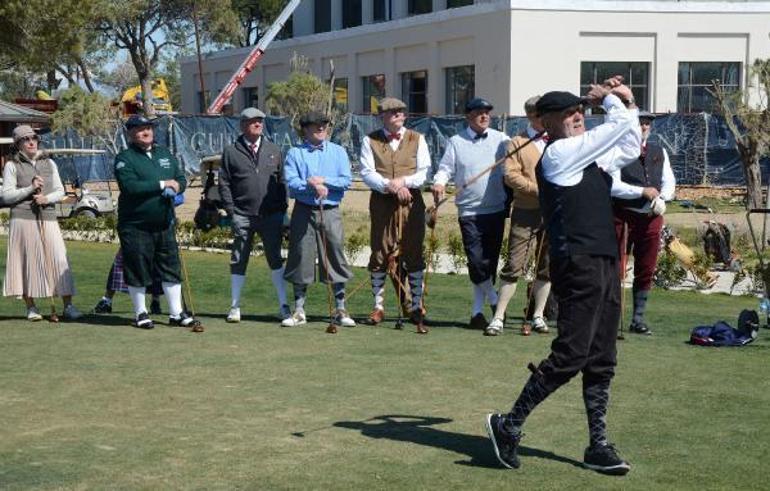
[
  {"xmin": 231, "ymin": 274, "xmax": 246, "ymax": 308},
  {"xmin": 128, "ymin": 286, "xmax": 147, "ymax": 316},
  {"xmin": 162, "ymin": 282, "xmax": 183, "ymax": 318}
]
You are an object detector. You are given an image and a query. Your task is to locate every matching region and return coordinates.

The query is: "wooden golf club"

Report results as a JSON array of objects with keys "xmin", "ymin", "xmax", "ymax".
[
  {"xmin": 317, "ymin": 205, "xmax": 338, "ymax": 334},
  {"xmin": 618, "ymin": 222, "xmax": 629, "ymax": 341},
  {"xmin": 521, "ymin": 230, "xmax": 547, "ymax": 336}
]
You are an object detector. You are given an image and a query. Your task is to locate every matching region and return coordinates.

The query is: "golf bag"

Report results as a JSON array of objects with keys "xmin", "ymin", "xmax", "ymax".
[
  {"xmin": 702, "ymin": 221, "xmax": 731, "ymax": 265},
  {"xmin": 194, "ymin": 167, "xmax": 224, "ymax": 231}
]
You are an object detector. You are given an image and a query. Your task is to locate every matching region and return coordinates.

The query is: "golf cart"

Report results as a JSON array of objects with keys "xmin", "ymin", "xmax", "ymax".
[{"xmin": 55, "ymin": 177, "xmax": 115, "ymax": 219}]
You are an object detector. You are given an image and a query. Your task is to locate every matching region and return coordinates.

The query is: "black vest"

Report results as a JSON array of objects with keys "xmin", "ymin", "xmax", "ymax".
[
  {"xmin": 537, "ymin": 161, "xmax": 618, "ymax": 259},
  {"xmin": 615, "ymin": 142, "xmax": 664, "ymax": 209}
]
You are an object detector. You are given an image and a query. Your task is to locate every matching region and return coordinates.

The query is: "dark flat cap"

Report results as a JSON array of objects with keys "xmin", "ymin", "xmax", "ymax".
[
  {"xmin": 299, "ymin": 111, "xmax": 331, "ymax": 127},
  {"xmin": 638, "ymin": 110, "xmax": 656, "ymax": 120},
  {"xmin": 125, "ymin": 115, "xmax": 156, "ymax": 129},
  {"xmin": 465, "ymin": 97, "xmax": 494, "ymax": 113},
  {"xmin": 378, "ymin": 97, "xmax": 407, "ymax": 112},
  {"xmin": 535, "ymin": 91, "xmax": 584, "ymax": 115}
]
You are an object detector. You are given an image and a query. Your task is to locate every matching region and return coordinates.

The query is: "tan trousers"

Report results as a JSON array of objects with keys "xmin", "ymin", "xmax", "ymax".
[{"xmin": 367, "ymin": 190, "xmax": 426, "ymax": 273}]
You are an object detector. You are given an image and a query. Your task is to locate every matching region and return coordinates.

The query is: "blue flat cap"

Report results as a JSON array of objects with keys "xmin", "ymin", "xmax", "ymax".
[
  {"xmin": 125, "ymin": 115, "xmax": 156, "ymax": 129},
  {"xmin": 465, "ymin": 97, "xmax": 494, "ymax": 113},
  {"xmin": 535, "ymin": 91, "xmax": 584, "ymax": 115}
]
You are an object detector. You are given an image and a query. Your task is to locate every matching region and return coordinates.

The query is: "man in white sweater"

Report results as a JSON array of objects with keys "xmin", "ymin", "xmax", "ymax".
[{"xmin": 432, "ymin": 97, "xmax": 510, "ymax": 330}]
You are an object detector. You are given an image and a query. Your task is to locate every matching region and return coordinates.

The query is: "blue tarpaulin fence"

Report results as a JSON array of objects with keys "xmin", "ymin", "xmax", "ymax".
[{"xmin": 38, "ymin": 113, "xmax": 768, "ymax": 186}]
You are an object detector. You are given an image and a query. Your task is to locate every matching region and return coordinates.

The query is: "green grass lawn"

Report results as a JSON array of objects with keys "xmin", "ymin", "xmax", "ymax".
[{"xmin": 0, "ymin": 241, "xmax": 768, "ymax": 490}]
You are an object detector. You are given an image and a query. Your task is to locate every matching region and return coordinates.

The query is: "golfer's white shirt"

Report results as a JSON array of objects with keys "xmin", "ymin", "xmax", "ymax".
[{"xmin": 540, "ymin": 94, "xmax": 641, "ymax": 187}]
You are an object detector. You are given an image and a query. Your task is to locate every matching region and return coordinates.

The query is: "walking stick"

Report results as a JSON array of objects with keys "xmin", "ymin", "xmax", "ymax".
[
  {"xmin": 317, "ymin": 205, "xmax": 338, "ymax": 334},
  {"xmin": 618, "ymin": 222, "xmax": 629, "ymax": 341},
  {"xmin": 426, "ymin": 131, "xmax": 544, "ymax": 220},
  {"xmin": 33, "ymin": 199, "xmax": 59, "ymax": 323}
]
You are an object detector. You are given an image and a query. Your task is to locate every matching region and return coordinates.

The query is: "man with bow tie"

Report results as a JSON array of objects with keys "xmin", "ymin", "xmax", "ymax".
[
  {"xmin": 609, "ymin": 110, "xmax": 676, "ymax": 335},
  {"xmin": 281, "ymin": 111, "xmax": 355, "ymax": 328},
  {"xmin": 219, "ymin": 107, "xmax": 289, "ymax": 323},
  {"xmin": 432, "ymin": 97, "xmax": 511, "ymax": 330},
  {"xmin": 487, "ymin": 95, "xmax": 551, "ymax": 336},
  {"xmin": 359, "ymin": 97, "xmax": 431, "ymax": 332}
]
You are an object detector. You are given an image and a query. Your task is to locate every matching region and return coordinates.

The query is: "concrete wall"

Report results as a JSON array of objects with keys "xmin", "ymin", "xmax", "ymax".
[{"xmin": 181, "ymin": 0, "xmax": 770, "ymax": 115}]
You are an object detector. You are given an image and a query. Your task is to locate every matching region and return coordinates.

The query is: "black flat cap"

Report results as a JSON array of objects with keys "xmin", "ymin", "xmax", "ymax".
[
  {"xmin": 639, "ymin": 110, "xmax": 656, "ymax": 120},
  {"xmin": 465, "ymin": 97, "xmax": 494, "ymax": 113},
  {"xmin": 300, "ymin": 111, "xmax": 331, "ymax": 127},
  {"xmin": 535, "ymin": 91, "xmax": 584, "ymax": 115},
  {"xmin": 125, "ymin": 115, "xmax": 156, "ymax": 129}
]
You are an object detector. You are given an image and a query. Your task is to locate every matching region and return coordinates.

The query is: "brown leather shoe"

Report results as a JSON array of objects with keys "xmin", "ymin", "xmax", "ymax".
[
  {"xmin": 469, "ymin": 312, "xmax": 488, "ymax": 330},
  {"xmin": 367, "ymin": 308, "xmax": 385, "ymax": 325},
  {"xmin": 520, "ymin": 322, "xmax": 532, "ymax": 336},
  {"xmin": 410, "ymin": 309, "xmax": 429, "ymax": 334}
]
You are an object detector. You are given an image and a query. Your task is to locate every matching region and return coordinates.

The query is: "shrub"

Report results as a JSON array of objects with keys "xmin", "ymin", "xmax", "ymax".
[{"xmin": 445, "ymin": 231, "xmax": 467, "ymax": 274}]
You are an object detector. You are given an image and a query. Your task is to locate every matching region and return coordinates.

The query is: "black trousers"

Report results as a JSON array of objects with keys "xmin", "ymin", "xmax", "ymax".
[
  {"xmin": 537, "ymin": 254, "xmax": 620, "ymax": 392},
  {"xmin": 458, "ymin": 211, "xmax": 506, "ymax": 284}
]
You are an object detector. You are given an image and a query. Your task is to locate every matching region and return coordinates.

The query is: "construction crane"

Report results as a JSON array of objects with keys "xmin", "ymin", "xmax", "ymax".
[{"xmin": 206, "ymin": 0, "xmax": 302, "ymax": 114}]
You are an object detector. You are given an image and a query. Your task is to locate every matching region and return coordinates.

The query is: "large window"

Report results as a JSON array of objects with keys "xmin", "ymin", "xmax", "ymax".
[
  {"xmin": 342, "ymin": 0, "xmax": 362, "ymax": 28},
  {"xmin": 447, "ymin": 0, "xmax": 473, "ymax": 7},
  {"xmin": 276, "ymin": 15, "xmax": 293, "ymax": 40},
  {"xmin": 408, "ymin": 0, "xmax": 432, "ymax": 15},
  {"xmin": 445, "ymin": 65, "xmax": 474, "ymax": 114},
  {"xmin": 678, "ymin": 62, "xmax": 741, "ymax": 113},
  {"xmin": 401, "ymin": 71, "xmax": 428, "ymax": 114},
  {"xmin": 197, "ymin": 90, "xmax": 211, "ymax": 113},
  {"xmin": 362, "ymin": 74, "xmax": 386, "ymax": 113},
  {"xmin": 580, "ymin": 61, "xmax": 650, "ymax": 111},
  {"xmin": 242, "ymin": 87, "xmax": 259, "ymax": 110},
  {"xmin": 372, "ymin": 0, "xmax": 388, "ymax": 22},
  {"xmin": 315, "ymin": 0, "xmax": 331, "ymax": 33}
]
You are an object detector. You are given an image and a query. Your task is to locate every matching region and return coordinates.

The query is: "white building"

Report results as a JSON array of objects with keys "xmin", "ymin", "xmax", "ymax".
[{"xmin": 181, "ymin": 0, "xmax": 770, "ymax": 115}]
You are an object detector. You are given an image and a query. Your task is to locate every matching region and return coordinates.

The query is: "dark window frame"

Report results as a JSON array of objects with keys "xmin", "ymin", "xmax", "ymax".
[
  {"xmin": 677, "ymin": 61, "xmax": 741, "ymax": 113},
  {"xmin": 445, "ymin": 65, "xmax": 475, "ymax": 114},
  {"xmin": 580, "ymin": 61, "xmax": 650, "ymax": 113},
  {"xmin": 315, "ymin": 0, "xmax": 331, "ymax": 33},
  {"xmin": 401, "ymin": 70, "xmax": 429, "ymax": 114}
]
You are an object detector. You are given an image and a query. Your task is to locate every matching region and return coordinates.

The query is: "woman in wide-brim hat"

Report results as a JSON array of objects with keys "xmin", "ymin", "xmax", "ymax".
[{"xmin": 1, "ymin": 125, "xmax": 82, "ymax": 321}]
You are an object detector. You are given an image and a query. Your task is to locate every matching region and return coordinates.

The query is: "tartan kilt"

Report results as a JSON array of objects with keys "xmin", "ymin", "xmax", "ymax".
[{"xmin": 106, "ymin": 248, "xmax": 164, "ymax": 295}]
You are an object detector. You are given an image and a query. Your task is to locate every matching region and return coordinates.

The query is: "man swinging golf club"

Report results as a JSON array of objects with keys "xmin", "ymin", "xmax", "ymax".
[
  {"xmin": 114, "ymin": 115, "xmax": 201, "ymax": 330},
  {"xmin": 281, "ymin": 111, "xmax": 355, "ymax": 329},
  {"xmin": 485, "ymin": 76, "xmax": 641, "ymax": 475},
  {"xmin": 359, "ymin": 97, "xmax": 430, "ymax": 333}
]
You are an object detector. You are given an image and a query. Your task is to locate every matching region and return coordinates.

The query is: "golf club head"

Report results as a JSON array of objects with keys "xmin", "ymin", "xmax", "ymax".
[
  {"xmin": 49, "ymin": 314, "xmax": 59, "ymax": 323},
  {"xmin": 425, "ymin": 206, "xmax": 438, "ymax": 229},
  {"xmin": 191, "ymin": 323, "xmax": 204, "ymax": 333},
  {"xmin": 326, "ymin": 324, "xmax": 338, "ymax": 334}
]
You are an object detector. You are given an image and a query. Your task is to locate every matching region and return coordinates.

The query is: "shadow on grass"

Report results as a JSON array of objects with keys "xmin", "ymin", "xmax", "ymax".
[{"xmin": 329, "ymin": 414, "xmax": 583, "ymax": 469}]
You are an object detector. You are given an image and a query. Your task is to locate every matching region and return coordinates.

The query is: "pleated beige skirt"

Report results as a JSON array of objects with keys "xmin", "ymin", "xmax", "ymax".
[{"xmin": 3, "ymin": 218, "xmax": 76, "ymax": 298}]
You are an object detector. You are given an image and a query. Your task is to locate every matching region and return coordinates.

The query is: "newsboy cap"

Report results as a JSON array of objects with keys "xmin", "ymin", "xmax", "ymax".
[
  {"xmin": 465, "ymin": 97, "xmax": 494, "ymax": 113},
  {"xmin": 125, "ymin": 115, "xmax": 156, "ymax": 129},
  {"xmin": 638, "ymin": 110, "xmax": 656, "ymax": 120},
  {"xmin": 524, "ymin": 95, "xmax": 541, "ymax": 114},
  {"xmin": 299, "ymin": 111, "xmax": 331, "ymax": 127},
  {"xmin": 12, "ymin": 124, "xmax": 37, "ymax": 143},
  {"xmin": 535, "ymin": 91, "xmax": 585, "ymax": 115},
  {"xmin": 378, "ymin": 97, "xmax": 407, "ymax": 112},
  {"xmin": 240, "ymin": 107, "xmax": 266, "ymax": 120}
]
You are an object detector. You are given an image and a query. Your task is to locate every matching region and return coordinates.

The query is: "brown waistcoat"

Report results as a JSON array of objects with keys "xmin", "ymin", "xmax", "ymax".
[
  {"xmin": 10, "ymin": 153, "xmax": 57, "ymax": 220},
  {"xmin": 368, "ymin": 129, "xmax": 420, "ymax": 179}
]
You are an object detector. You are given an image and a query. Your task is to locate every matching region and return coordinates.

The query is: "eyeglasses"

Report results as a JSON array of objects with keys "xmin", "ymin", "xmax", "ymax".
[{"xmin": 19, "ymin": 135, "xmax": 39, "ymax": 144}]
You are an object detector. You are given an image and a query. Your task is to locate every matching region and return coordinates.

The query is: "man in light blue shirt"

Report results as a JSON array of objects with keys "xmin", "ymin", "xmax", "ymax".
[{"xmin": 282, "ymin": 111, "xmax": 354, "ymax": 329}]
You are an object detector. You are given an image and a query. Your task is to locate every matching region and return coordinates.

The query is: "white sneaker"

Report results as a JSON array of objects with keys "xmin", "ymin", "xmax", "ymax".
[
  {"xmin": 334, "ymin": 309, "xmax": 356, "ymax": 327},
  {"xmin": 279, "ymin": 304, "xmax": 292, "ymax": 321},
  {"xmin": 27, "ymin": 306, "xmax": 43, "ymax": 322},
  {"xmin": 226, "ymin": 307, "xmax": 241, "ymax": 323},
  {"xmin": 484, "ymin": 317, "xmax": 504, "ymax": 336},
  {"xmin": 281, "ymin": 310, "xmax": 307, "ymax": 327},
  {"xmin": 532, "ymin": 316, "xmax": 549, "ymax": 333},
  {"xmin": 63, "ymin": 304, "xmax": 83, "ymax": 321}
]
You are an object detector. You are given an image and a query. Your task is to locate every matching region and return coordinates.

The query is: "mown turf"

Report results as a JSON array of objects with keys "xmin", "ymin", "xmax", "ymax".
[{"xmin": 0, "ymin": 240, "xmax": 767, "ymax": 490}]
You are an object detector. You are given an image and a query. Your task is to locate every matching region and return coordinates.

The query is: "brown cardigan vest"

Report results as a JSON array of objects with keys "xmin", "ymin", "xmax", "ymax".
[{"xmin": 368, "ymin": 128, "xmax": 420, "ymax": 179}]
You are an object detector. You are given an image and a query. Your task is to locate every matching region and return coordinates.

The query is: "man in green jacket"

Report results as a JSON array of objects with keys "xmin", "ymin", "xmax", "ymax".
[{"xmin": 115, "ymin": 115, "xmax": 200, "ymax": 330}]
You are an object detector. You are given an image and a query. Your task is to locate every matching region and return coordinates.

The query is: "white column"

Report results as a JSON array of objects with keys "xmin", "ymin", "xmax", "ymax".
[
  {"xmin": 385, "ymin": 47, "xmax": 397, "ymax": 98},
  {"xmin": 349, "ymin": 53, "xmax": 360, "ymax": 112},
  {"xmin": 432, "ymin": 0, "xmax": 446, "ymax": 13},
  {"xmin": 362, "ymin": 0, "xmax": 373, "ymax": 23},
  {"xmin": 331, "ymin": 0, "xmax": 343, "ymax": 30}
]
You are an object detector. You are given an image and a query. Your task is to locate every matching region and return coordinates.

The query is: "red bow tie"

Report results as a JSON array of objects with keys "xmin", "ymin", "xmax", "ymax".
[{"xmin": 387, "ymin": 132, "xmax": 401, "ymax": 142}]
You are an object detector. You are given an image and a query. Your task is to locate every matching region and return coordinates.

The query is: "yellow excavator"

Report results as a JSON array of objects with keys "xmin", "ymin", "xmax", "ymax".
[{"xmin": 120, "ymin": 79, "xmax": 173, "ymax": 117}]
